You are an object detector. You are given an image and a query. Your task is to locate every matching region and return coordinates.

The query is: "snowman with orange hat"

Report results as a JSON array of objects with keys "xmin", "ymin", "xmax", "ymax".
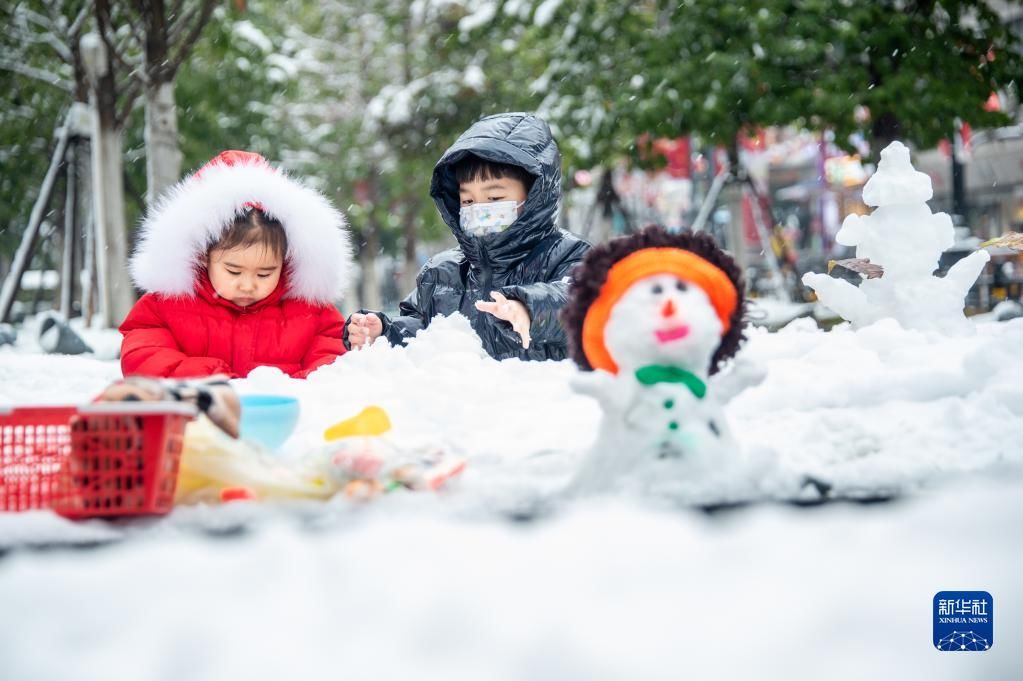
[{"xmin": 562, "ymin": 226, "xmax": 764, "ymax": 494}]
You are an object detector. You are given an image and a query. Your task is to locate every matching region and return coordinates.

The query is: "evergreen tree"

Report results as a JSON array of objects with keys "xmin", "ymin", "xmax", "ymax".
[{"xmin": 482, "ymin": 0, "xmax": 1021, "ymax": 165}]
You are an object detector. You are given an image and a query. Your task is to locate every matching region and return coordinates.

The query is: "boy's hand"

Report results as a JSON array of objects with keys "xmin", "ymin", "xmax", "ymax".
[
  {"xmin": 475, "ymin": 291, "xmax": 531, "ymax": 349},
  {"xmin": 347, "ymin": 313, "xmax": 383, "ymax": 348}
]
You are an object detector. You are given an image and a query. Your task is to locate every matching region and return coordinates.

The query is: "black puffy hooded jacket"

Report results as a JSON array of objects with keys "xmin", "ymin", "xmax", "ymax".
[{"xmin": 348, "ymin": 113, "xmax": 591, "ymax": 360}]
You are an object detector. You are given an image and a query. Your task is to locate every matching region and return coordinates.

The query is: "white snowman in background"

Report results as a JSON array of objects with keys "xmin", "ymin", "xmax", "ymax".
[
  {"xmin": 802, "ymin": 141, "xmax": 990, "ymax": 334},
  {"xmin": 562, "ymin": 228, "xmax": 762, "ymax": 495}
]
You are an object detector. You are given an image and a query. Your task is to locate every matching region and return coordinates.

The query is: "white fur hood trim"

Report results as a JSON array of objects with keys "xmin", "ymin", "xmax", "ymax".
[{"xmin": 130, "ymin": 158, "xmax": 352, "ymax": 304}]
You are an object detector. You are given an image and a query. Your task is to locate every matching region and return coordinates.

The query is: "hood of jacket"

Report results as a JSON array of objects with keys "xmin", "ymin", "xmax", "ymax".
[
  {"xmin": 130, "ymin": 150, "xmax": 353, "ymax": 305},
  {"xmin": 430, "ymin": 113, "xmax": 562, "ymax": 274}
]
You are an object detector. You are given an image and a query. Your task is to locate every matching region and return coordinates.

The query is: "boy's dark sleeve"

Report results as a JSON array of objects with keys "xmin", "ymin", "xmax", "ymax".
[
  {"xmin": 497, "ymin": 239, "xmax": 590, "ymax": 361},
  {"xmin": 379, "ymin": 287, "xmax": 429, "ymax": 346},
  {"xmin": 342, "ymin": 282, "xmax": 428, "ymax": 350}
]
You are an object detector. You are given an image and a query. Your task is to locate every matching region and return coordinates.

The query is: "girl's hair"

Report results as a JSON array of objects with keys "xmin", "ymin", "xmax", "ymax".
[
  {"xmin": 453, "ymin": 154, "xmax": 536, "ymax": 194},
  {"xmin": 210, "ymin": 208, "xmax": 287, "ymax": 260}
]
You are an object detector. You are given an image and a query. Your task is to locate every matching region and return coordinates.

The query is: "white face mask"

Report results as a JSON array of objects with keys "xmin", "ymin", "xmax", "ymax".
[{"xmin": 459, "ymin": 200, "xmax": 524, "ymax": 236}]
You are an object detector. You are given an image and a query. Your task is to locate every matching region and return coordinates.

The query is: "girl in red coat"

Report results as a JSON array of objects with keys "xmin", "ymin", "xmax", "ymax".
[{"xmin": 119, "ymin": 150, "xmax": 352, "ymax": 379}]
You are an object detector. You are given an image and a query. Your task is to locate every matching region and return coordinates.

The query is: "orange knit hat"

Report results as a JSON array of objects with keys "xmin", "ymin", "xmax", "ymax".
[{"xmin": 580, "ymin": 247, "xmax": 739, "ymax": 374}]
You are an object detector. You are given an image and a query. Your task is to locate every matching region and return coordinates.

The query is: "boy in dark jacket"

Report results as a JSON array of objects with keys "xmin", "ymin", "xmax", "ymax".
[{"xmin": 345, "ymin": 112, "xmax": 590, "ymax": 360}]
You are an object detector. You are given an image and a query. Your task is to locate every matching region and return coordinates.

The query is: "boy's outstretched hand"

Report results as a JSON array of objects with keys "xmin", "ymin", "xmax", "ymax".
[
  {"xmin": 475, "ymin": 291, "xmax": 531, "ymax": 349},
  {"xmin": 347, "ymin": 313, "xmax": 383, "ymax": 348}
]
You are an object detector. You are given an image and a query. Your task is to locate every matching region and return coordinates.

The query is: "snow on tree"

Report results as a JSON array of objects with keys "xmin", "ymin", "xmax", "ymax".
[
  {"xmin": 122, "ymin": 0, "xmax": 218, "ymax": 205},
  {"xmin": 278, "ymin": 0, "xmax": 504, "ymax": 308},
  {"xmin": 477, "ymin": 0, "xmax": 1022, "ymax": 166}
]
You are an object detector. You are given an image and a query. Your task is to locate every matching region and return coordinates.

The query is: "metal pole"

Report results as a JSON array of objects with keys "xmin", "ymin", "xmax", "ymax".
[
  {"xmin": 952, "ymin": 118, "xmax": 967, "ymax": 222},
  {"xmin": 0, "ymin": 119, "xmax": 71, "ymax": 323},
  {"xmin": 691, "ymin": 164, "xmax": 730, "ymax": 233},
  {"xmin": 82, "ymin": 210, "xmax": 96, "ymax": 327},
  {"xmin": 746, "ymin": 178, "xmax": 791, "ymax": 302},
  {"xmin": 61, "ymin": 140, "xmax": 79, "ymax": 319}
]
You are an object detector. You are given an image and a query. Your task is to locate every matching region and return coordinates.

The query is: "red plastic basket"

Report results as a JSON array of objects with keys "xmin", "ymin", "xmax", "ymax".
[{"xmin": 0, "ymin": 403, "xmax": 196, "ymax": 518}]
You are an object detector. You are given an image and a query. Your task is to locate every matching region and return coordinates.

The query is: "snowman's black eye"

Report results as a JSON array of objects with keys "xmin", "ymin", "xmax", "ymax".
[
  {"xmin": 651, "ymin": 284, "xmax": 663, "ymax": 294},
  {"xmin": 675, "ymin": 280, "xmax": 688, "ymax": 291}
]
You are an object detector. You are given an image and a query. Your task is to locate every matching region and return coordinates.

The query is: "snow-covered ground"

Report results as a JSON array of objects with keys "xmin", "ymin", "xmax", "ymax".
[
  {"xmin": 1, "ymin": 475, "xmax": 1020, "ymax": 680},
  {"xmin": 1, "ymin": 311, "xmax": 1021, "ymax": 679}
]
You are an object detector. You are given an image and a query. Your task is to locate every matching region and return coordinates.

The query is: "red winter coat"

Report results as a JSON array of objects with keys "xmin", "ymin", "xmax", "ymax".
[{"xmin": 120, "ymin": 270, "xmax": 346, "ymax": 379}]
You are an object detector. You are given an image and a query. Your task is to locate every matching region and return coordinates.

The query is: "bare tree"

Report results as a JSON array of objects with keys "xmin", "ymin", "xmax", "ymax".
[
  {"xmin": 3, "ymin": 1, "xmax": 218, "ymax": 326},
  {"xmin": 1, "ymin": 3, "xmax": 90, "ymax": 98},
  {"xmin": 125, "ymin": 0, "xmax": 217, "ymax": 204},
  {"xmin": 84, "ymin": 0, "xmax": 216, "ymax": 322},
  {"xmin": 81, "ymin": 0, "xmax": 140, "ymax": 325}
]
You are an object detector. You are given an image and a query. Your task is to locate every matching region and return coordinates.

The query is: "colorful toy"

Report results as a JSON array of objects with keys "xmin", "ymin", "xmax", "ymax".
[
  {"xmin": 324, "ymin": 406, "xmax": 391, "ymax": 440},
  {"xmin": 322, "ymin": 406, "xmax": 465, "ymax": 499},
  {"xmin": 239, "ymin": 395, "xmax": 300, "ymax": 451},
  {"xmin": 173, "ymin": 404, "xmax": 464, "ymax": 504},
  {"xmin": 561, "ymin": 225, "xmax": 756, "ymax": 492},
  {"xmin": 174, "ymin": 417, "xmax": 333, "ymax": 503},
  {"xmin": 219, "ymin": 486, "xmax": 257, "ymax": 502}
]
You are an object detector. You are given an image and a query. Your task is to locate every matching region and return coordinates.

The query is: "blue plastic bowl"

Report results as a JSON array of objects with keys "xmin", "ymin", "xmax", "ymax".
[{"xmin": 239, "ymin": 395, "xmax": 300, "ymax": 451}]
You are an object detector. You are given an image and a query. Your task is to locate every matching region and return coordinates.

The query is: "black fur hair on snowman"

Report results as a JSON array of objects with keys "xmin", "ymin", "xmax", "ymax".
[{"xmin": 562, "ymin": 225, "xmax": 747, "ymax": 378}]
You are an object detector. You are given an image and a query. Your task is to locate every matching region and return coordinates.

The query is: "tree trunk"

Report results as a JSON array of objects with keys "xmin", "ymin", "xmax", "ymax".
[
  {"xmin": 81, "ymin": 25, "xmax": 138, "ymax": 328},
  {"xmin": 29, "ymin": 251, "xmax": 48, "ymax": 316},
  {"xmin": 871, "ymin": 111, "xmax": 901, "ymax": 160},
  {"xmin": 584, "ymin": 167, "xmax": 617, "ymax": 243},
  {"xmin": 720, "ymin": 181, "xmax": 748, "ymax": 277},
  {"xmin": 90, "ymin": 118, "xmax": 136, "ymax": 327},
  {"xmin": 60, "ymin": 140, "xmax": 79, "ymax": 319},
  {"xmin": 401, "ymin": 198, "xmax": 420, "ymax": 296},
  {"xmin": 358, "ymin": 167, "xmax": 384, "ymax": 311},
  {"xmin": 136, "ymin": 0, "xmax": 216, "ymax": 205},
  {"xmin": 360, "ymin": 223, "xmax": 382, "ymax": 311},
  {"xmin": 143, "ymin": 81, "xmax": 183, "ymax": 205},
  {"xmin": 74, "ymin": 134, "xmax": 92, "ymax": 318},
  {"xmin": 82, "ymin": 210, "xmax": 97, "ymax": 327}
]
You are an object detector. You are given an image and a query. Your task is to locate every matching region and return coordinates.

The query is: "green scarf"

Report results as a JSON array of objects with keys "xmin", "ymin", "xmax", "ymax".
[{"xmin": 634, "ymin": 365, "xmax": 707, "ymax": 399}]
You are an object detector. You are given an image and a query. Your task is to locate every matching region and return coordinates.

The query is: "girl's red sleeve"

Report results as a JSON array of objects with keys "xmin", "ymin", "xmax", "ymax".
[
  {"xmin": 294, "ymin": 305, "xmax": 346, "ymax": 378},
  {"xmin": 119, "ymin": 294, "xmax": 233, "ymax": 378}
]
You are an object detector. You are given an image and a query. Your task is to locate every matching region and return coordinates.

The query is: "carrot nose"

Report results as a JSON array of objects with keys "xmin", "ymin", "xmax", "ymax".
[{"xmin": 660, "ymin": 299, "xmax": 676, "ymax": 318}]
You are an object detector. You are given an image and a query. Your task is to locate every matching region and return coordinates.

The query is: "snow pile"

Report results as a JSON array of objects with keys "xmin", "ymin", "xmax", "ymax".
[
  {"xmin": 730, "ymin": 317, "xmax": 1023, "ymax": 496},
  {"xmin": 4, "ymin": 310, "xmax": 1023, "ymax": 519},
  {"xmin": 746, "ymin": 296, "xmax": 817, "ymax": 328},
  {"xmin": 0, "ymin": 474, "xmax": 1020, "ymax": 680},
  {"xmin": 802, "ymin": 141, "xmax": 990, "ymax": 334},
  {"xmin": 2, "ymin": 131, "xmax": 1022, "ymax": 677},
  {"xmin": 238, "ymin": 312, "xmax": 1023, "ymax": 506},
  {"xmin": 2, "ymin": 312, "xmax": 1021, "ymax": 676},
  {"xmin": 0, "ymin": 352, "xmax": 121, "ymax": 405},
  {"xmin": 242, "ymin": 314, "xmax": 592, "ymax": 508},
  {"xmin": 1, "ymin": 312, "xmax": 121, "ymax": 361}
]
